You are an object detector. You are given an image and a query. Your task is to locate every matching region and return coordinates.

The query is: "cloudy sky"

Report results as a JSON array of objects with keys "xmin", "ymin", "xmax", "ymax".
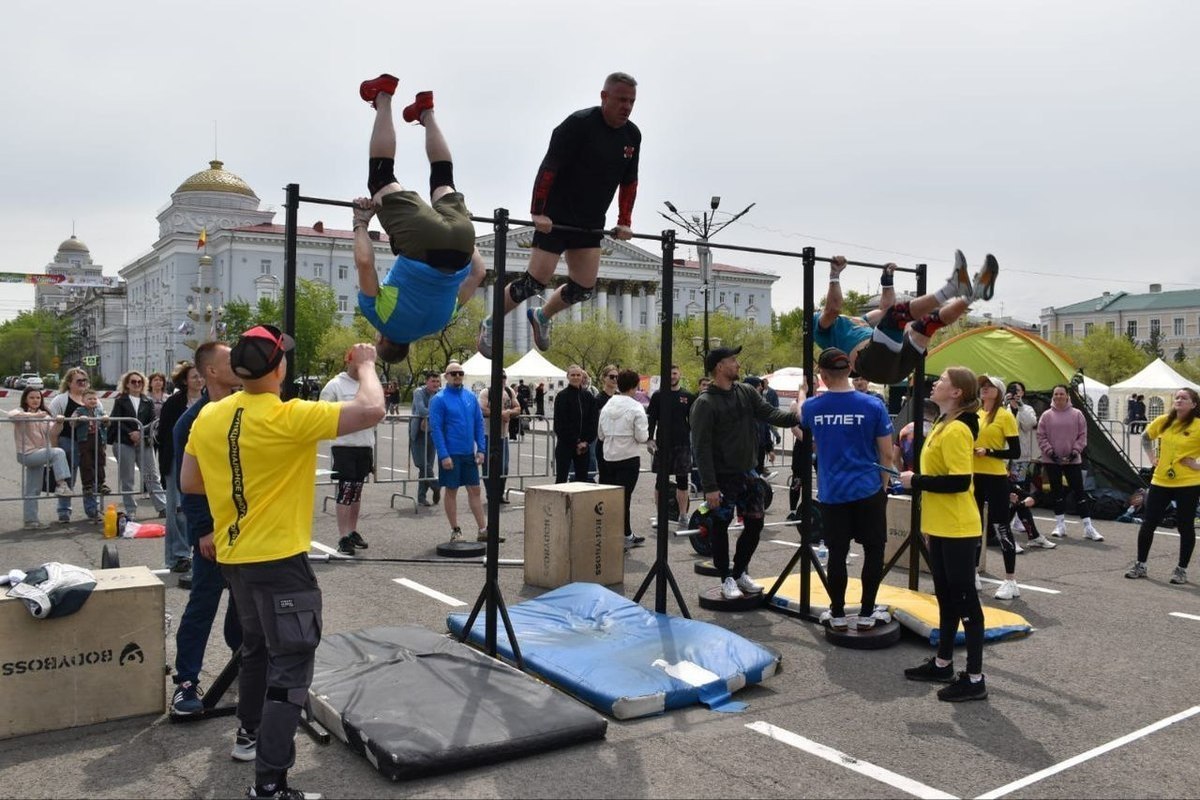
[{"xmin": 2, "ymin": 0, "xmax": 1197, "ymax": 326}]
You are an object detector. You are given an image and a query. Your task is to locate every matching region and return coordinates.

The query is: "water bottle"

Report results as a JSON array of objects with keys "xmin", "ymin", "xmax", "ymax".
[
  {"xmin": 103, "ymin": 504, "xmax": 118, "ymax": 539},
  {"xmin": 697, "ymin": 501, "xmax": 709, "ymax": 515},
  {"xmin": 816, "ymin": 539, "xmax": 828, "ymax": 566}
]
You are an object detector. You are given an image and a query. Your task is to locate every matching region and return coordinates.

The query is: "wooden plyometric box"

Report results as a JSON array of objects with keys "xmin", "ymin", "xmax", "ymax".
[
  {"xmin": 883, "ymin": 494, "xmax": 985, "ymax": 574},
  {"xmin": 0, "ymin": 566, "xmax": 165, "ymax": 739},
  {"xmin": 524, "ymin": 482, "xmax": 625, "ymax": 589}
]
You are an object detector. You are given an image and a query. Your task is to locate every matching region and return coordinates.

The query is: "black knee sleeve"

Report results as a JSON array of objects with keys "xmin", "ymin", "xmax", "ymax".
[
  {"xmin": 561, "ymin": 278, "xmax": 594, "ymax": 306},
  {"xmin": 368, "ymin": 157, "xmax": 397, "ymax": 196},
  {"xmin": 429, "ymin": 160, "xmax": 454, "ymax": 195},
  {"xmin": 508, "ymin": 271, "xmax": 547, "ymax": 304}
]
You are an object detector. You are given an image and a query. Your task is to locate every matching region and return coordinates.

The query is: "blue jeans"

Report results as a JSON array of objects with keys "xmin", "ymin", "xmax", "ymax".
[
  {"xmin": 16, "ymin": 447, "xmax": 70, "ymax": 524},
  {"xmin": 163, "ymin": 473, "xmax": 190, "ymax": 566},
  {"xmin": 55, "ymin": 436, "xmax": 99, "ymax": 520},
  {"xmin": 174, "ymin": 543, "xmax": 242, "ymax": 685}
]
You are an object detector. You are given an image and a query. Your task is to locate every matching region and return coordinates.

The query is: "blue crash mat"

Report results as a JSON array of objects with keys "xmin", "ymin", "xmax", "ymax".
[
  {"xmin": 308, "ymin": 625, "xmax": 606, "ymax": 780},
  {"xmin": 446, "ymin": 582, "xmax": 781, "ymax": 720}
]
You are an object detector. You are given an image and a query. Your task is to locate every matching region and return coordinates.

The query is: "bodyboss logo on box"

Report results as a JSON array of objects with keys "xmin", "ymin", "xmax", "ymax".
[
  {"xmin": 593, "ymin": 501, "xmax": 605, "ymax": 576},
  {"xmin": 1, "ymin": 641, "xmax": 144, "ymax": 677}
]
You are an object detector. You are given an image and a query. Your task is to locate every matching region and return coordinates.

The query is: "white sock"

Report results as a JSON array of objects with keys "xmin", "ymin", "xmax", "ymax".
[
  {"xmin": 1055, "ymin": 514, "xmax": 1065, "ymax": 526},
  {"xmin": 934, "ymin": 281, "xmax": 959, "ymax": 304}
]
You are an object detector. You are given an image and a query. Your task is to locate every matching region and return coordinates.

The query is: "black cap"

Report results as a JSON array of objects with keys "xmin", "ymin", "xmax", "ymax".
[
  {"xmin": 817, "ymin": 347, "xmax": 851, "ymax": 371},
  {"xmin": 743, "ymin": 375, "xmax": 762, "ymax": 387},
  {"xmin": 230, "ymin": 324, "xmax": 296, "ymax": 380},
  {"xmin": 704, "ymin": 345, "xmax": 742, "ymax": 373}
]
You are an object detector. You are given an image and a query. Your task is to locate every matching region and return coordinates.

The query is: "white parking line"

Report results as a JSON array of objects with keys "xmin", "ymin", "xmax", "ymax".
[
  {"xmin": 976, "ymin": 705, "xmax": 1200, "ymax": 798},
  {"xmin": 392, "ymin": 578, "xmax": 466, "ymax": 607},
  {"xmin": 310, "ymin": 541, "xmax": 351, "ymax": 559},
  {"xmin": 977, "ymin": 576, "xmax": 1061, "ymax": 595},
  {"xmin": 746, "ymin": 721, "xmax": 956, "ymax": 799},
  {"xmin": 1169, "ymin": 612, "xmax": 1200, "ymax": 622}
]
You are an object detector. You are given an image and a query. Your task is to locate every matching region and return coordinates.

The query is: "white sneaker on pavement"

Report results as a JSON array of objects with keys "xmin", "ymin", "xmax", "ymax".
[
  {"xmin": 1083, "ymin": 524, "xmax": 1104, "ymax": 541},
  {"xmin": 1028, "ymin": 535, "xmax": 1058, "ymax": 549},
  {"xmin": 735, "ymin": 574, "xmax": 763, "ymax": 595},
  {"xmin": 720, "ymin": 577, "xmax": 744, "ymax": 600},
  {"xmin": 994, "ymin": 579, "xmax": 1020, "ymax": 600}
]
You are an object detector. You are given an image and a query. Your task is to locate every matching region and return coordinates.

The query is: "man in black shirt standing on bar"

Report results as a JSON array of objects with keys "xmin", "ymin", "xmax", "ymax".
[{"xmin": 477, "ymin": 72, "xmax": 640, "ymax": 358}]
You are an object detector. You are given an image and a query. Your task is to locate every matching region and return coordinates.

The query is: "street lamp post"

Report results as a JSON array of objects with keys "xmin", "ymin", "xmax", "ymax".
[{"xmin": 659, "ymin": 196, "xmax": 754, "ymax": 359}]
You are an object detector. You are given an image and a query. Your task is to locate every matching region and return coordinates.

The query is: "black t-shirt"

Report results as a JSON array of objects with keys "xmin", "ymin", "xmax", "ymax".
[
  {"xmin": 647, "ymin": 387, "xmax": 695, "ymax": 448},
  {"xmin": 531, "ymin": 107, "xmax": 641, "ymax": 228}
]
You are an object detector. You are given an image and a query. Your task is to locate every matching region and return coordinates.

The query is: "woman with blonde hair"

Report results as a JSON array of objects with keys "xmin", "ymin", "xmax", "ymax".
[
  {"xmin": 47, "ymin": 367, "xmax": 96, "ymax": 522},
  {"xmin": 973, "ymin": 375, "xmax": 1025, "ymax": 601},
  {"xmin": 111, "ymin": 370, "xmax": 167, "ymax": 519},
  {"xmin": 899, "ymin": 367, "xmax": 988, "ymax": 702},
  {"xmin": 1126, "ymin": 388, "xmax": 1200, "ymax": 584}
]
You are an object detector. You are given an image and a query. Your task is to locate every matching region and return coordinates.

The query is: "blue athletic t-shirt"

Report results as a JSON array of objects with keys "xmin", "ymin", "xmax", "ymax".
[
  {"xmin": 359, "ymin": 254, "xmax": 470, "ymax": 344},
  {"xmin": 812, "ymin": 313, "xmax": 874, "ymax": 352},
  {"xmin": 801, "ymin": 389, "xmax": 894, "ymax": 504}
]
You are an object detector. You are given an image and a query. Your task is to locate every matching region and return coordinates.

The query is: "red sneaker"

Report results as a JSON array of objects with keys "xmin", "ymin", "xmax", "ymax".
[
  {"xmin": 360, "ymin": 74, "xmax": 399, "ymax": 107},
  {"xmin": 402, "ymin": 91, "xmax": 435, "ymax": 124}
]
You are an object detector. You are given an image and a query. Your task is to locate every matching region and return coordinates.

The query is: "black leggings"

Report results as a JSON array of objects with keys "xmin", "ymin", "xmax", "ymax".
[
  {"xmin": 599, "ymin": 456, "xmax": 640, "ymax": 537},
  {"xmin": 820, "ymin": 490, "xmax": 887, "ymax": 617},
  {"xmin": 1136, "ymin": 483, "xmax": 1200, "ymax": 567},
  {"xmin": 974, "ymin": 473, "xmax": 1016, "ymax": 574},
  {"xmin": 555, "ymin": 444, "xmax": 591, "ymax": 484},
  {"xmin": 1042, "ymin": 462, "xmax": 1092, "ymax": 518},
  {"xmin": 928, "ymin": 535, "xmax": 984, "ymax": 674}
]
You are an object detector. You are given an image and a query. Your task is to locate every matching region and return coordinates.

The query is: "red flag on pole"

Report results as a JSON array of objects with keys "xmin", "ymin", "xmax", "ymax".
[{"xmin": 197, "ymin": 228, "xmax": 207, "ymax": 250}]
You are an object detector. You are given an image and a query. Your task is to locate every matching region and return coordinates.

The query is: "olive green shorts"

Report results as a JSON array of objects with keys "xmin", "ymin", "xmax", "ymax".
[{"xmin": 376, "ymin": 190, "xmax": 474, "ymax": 270}]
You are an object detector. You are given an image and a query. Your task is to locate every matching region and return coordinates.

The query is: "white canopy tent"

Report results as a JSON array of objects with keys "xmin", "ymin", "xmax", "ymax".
[
  {"xmin": 1078, "ymin": 374, "xmax": 1111, "ymax": 419},
  {"xmin": 461, "ymin": 350, "xmax": 568, "ymax": 393},
  {"xmin": 1109, "ymin": 358, "xmax": 1200, "ymax": 422},
  {"xmin": 762, "ymin": 367, "xmax": 826, "ymax": 399}
]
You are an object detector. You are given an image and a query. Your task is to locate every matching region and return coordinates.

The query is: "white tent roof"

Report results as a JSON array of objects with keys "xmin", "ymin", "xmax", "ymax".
[
  {"xmin": 506, "ymin": 350, "xmax": 567, "ymax": 380},
  {"xmin": 1110, "ymin": 358, "xmax": 1200, "ymax": 392},
  {"xmin": 459, "ymin": 351, "xmax": 492, "ymax": 378},
  {"xmin": 1080, "ymin": 374, "xmax": 1109, "ymax": 405},
  {"xmin": 763, "ymin": 366, "xmax": 827, "ymax": 396}
]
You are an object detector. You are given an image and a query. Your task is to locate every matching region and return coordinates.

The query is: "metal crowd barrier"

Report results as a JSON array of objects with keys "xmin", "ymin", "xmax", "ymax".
[
  {"xmin": 319, "ymin": 413, "xmax": 556, "ymax": 514},
  {"xmin": 3, "ymin": 414, "xmax": 158, "ymax": 520}
]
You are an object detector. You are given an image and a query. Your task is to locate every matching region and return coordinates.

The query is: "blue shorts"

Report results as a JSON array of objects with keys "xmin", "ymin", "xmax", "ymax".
[{"xmin": 438, "ymin": 454, "xmax": 480, "ymax": 489}]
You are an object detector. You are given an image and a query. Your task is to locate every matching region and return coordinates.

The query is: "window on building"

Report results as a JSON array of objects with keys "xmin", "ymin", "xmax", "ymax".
[
  {"xmin": 719, "ymin": 292, "xmax": 726, "ymax": 304},
  {"xmin": 689, "ymin": 289, "xmax": 696, "ymax": 301},
  {"xmin": 338, "ymin": 264, "xmax": 348, "ymax": 280},
  {"xmin": 1084, "ymin": 322, "xmax": 1094, "ymax": 336},
  {"xmin": 313, "ymin": 262, "xmax": 324, "ymax": 279},
  {"xmin": 617, "ymin": 309, "xmax": 624, "ymax": 323},
  {"xmin": 1127, "ymin": 320, "xmax": 1138, "ymax": 339},
  {"xmin": 1175, "ymin": 318, "xmax": 1184, "ymax": 337},
  {"xmin": 640, "ymin": 312, "xmax": 647, "ymax": 325},
  {"xmin": 1150, "ymin": 318, "xmax": 1160, "ymax": 336},
  {"xmin": 1041, "ymin": 325, "xmax": 1048, "ymax": 339},
  {"xmin": 338, "ymin": 295, "xmax": 348, "ymax": 312},
  {"xmin": 734, "ymin": 293, "xmax": 740, "ymax": 305},
  {"xmin": 1106, "ymin": 321, "xmax": 1115, "ymax": 334},
  {"xmin": 673, "ymin": 288, "xmax": 679, "ymax": 299},
  {"xmin": 1064, "ymin": 323, "xmax": 1074, "ymax": 338},
  {"xmin": 260, "ymin": 259, "xmax": 271, "ymax": 275}
]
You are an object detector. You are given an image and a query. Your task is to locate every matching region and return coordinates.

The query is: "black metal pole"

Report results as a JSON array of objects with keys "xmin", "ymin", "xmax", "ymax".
[
  {"xmin": 656, "ymin": 230, "xmax": 676, "ymax": 613},
  {"xmin": 799, "ymin": 247, "xmax": 816, "ymax": 615},
  {"xmin": 283, "ymin": 184, "xmax": 299, "ymax": 399},
  {"xmin": 485, "ymin": 208, "xmax": 509, "ymax": 654},
  {"xmin": 908, "ymin": 263, "xmax": 928, "ymax": 589}
]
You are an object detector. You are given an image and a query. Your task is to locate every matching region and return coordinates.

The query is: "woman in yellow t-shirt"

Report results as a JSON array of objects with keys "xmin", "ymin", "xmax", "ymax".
[
  {"xmin": 898, "ymin": 367, "xmax": 987, "ymax": 702},
  {"xmin": 973, "ymin": 375, "xmax": 1023, "ymax": 600},
  {"xmin": 1125, "ymin": 388, "xmax": 1200, "ymax": 585}
]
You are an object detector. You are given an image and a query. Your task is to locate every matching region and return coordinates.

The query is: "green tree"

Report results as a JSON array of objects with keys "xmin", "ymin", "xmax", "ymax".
[
  {"xmin": 292, "ymin": 279, "xmax": 339, "ymax": 379},
  {"xmin": 220, "ymin": 296, "xmax": 282, "ymax": 344},
  {"xmin": 1055, "ymin": 327, "xmax": 1148, "ymax": 385},
  {"xmin": 1142, "ymin": 326, "xmax": 1165, "ymax": 360},
  {"xmin": 0, "ymin": 310, "xmax": 72, "ymax": 378},
  {"xmin": 545, "ymin": 310, "xmax": 641, "ymax": 379},
  {"xmin": 1175, "ymin": 343, "xmax": 1188, "ymax": 364}
]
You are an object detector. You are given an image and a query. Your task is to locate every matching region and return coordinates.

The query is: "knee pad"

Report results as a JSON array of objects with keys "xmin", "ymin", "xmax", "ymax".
[
  {"xmin": 266, "ymin": 685, "xmax": 309, "ymax": 707},
  {"xmin": 508, "ymin": 271, "xmax": 547, "ymax": 304},
  {"xmin": 336, "ymin": 480, "xmax": 364, "ymax": 506},
  {"xmin": 368, "ymin": 157, "xmax": 397, "ymax": 196},
  {"xmin": 429, "ymin": 160, "xmax": 454, "ymax": 195},
  {"xmin": 561, "ymin": 278, "xmax": 594, "ymax": 306}
]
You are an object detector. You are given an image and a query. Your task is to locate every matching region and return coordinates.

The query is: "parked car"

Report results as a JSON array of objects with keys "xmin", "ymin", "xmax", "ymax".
[{"xmin": 19, "ymin": 373, "xmax": 43, "ymax": 391}]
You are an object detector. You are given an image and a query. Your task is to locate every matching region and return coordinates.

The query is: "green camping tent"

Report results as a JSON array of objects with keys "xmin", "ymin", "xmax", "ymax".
[{"xmin": 924, "ymin": 326, "xmax": 1144, "ymax": 497}]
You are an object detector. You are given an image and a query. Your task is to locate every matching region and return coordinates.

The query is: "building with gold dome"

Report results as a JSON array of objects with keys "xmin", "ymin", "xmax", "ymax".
[
  {"xmin": 59, "ymin": 158, "xmax": 778, "ymax": 382},
  {"xmin": 34, "ymin": 235, "xmax": 108, "ymax": 312}
]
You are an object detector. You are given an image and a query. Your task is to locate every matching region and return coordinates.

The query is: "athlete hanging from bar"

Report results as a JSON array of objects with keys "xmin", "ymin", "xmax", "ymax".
[
  {"xmin": 476, "ymin": 72, "xmax": 641, "ymax": 358},
  {"xmin": 353, "ymin": 73, "xmax": 487, "ymax": 363}
]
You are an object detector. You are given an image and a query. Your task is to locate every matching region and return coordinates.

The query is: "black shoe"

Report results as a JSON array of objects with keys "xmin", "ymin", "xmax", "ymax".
[
  {"xmin": 336, "ymin": 536, "xmax": 357, "ymax": 556},
  {"xmin": 432, "ymin": 489, "xmax": 442, "ymax": 504},
  {"xmin": 937, "ymin": 672, "xmax": 988, "ymax": 702},
  {"xmin": 498, "ymin": 497, "xmax": 511, "ymax": 504},
  {"xmin": 625, "ymin": 534, "xmax": 646, "ymax": 548},
  {"xmin": 904, "ymin": 657, "xmax": 956, "ymax": 683},
  {"xmin": 347, "ymin": 531, "xmax": 368, "ymax": 549},
  {"xmin": 171, "ymin": 557, "xmax": 192, "ymax": 574},
  {"xmin": 247, "ymin": 782, "xmax": 319, "ymax": 799}
]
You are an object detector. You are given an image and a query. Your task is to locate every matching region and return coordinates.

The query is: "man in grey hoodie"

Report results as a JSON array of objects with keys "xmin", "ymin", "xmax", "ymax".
[{"xmin": 691, "ymin": 346, "xmax": 800, "ymax": 600}]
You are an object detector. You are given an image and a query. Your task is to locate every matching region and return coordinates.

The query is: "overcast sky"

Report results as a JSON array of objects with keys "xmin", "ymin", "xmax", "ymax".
[{"xmin": 2, "ymin": 0, "xmax": 1197, "ymax": 326}]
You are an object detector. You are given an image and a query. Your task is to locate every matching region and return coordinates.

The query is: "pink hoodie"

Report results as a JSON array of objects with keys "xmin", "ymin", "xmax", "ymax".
[{"xmin": 1036, "ymin": 403, "xmax": 1087, "ymax": 464}]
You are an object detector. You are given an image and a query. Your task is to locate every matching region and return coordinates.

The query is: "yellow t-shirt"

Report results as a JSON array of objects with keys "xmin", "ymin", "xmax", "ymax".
[
  {"xmin": 185, "ymin": 392, "xmax": 341, "ymax": 564},
  {"xmin": 1146, "ymin": 414, "xmax": 1200, "ymax": 488},
  {"xmin": 919, "ymin": 417, "xmax": 981, "ymax": 538},
  {"xmin": 973, "ymin": 407, "xmax": 1018, "ymax": 476}
]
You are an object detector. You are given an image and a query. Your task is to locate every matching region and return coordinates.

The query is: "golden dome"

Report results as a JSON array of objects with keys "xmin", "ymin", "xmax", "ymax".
[
  {"xmin": 175, "ymin": 160, "xmax": 258, "ymax": 198},
  {"xmin": 58, "ymin": 235, "xmax": 89, "ymax": 253}
]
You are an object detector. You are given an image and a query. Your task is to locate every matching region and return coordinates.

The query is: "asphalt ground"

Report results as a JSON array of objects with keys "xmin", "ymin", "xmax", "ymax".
[{"xmin": 0, "ymin": 395, "xmax": 1198, "ymax": 799}]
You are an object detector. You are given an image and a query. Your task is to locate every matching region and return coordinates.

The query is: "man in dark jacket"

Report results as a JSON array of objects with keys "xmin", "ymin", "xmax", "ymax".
[
  {"xmin": 553, "ymin": 364, "xmax": 599, "ymax": 483},
  {"xmin": 692, "ymin": 347, "xmax": 799, "ymax": 600}
]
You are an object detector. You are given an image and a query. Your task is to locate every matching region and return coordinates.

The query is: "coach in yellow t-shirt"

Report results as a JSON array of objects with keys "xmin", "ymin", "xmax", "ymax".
[
  {"xmin": 181, "ymin": 325, "xmax": 384, "ymax": 800},
  {"xmin": 1125, "ymin": 388, "xmax": 1200, "ymax": 585},
  {"xmin": 899, "ymin": 367, "xmax": 987, "ymax": 703}
]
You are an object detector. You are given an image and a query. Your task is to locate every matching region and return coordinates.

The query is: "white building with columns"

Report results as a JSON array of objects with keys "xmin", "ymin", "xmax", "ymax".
[{"xmin": 57, "ymin": 159, "xmax": 779, "ymax": 377}]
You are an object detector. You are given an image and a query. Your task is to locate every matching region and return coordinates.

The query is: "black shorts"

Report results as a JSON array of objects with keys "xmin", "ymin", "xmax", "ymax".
[
  {"xmin": 652, "ymin": 445, "xmax": 692, "ymax": 488},
  {"xmin": 532, "ymin": 227, "xmax": 603, "ymax": 254},
  {"xmin": 714, "ymin": 472, "xmax": 767, "ymax": 519},
  {"xmin": 818, "ymin": 489, "xmax": 887, "ymax": 548},
  {"xmin": 331, "ymin": 446, "xmax": 373, "ymax": 483},
  {"xmin": 853, "ymin": 337, "xmax": 923, "ymax": 385}
]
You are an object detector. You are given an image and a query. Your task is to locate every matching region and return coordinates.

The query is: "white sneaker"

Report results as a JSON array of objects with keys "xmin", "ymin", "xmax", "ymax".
[
  {"xmin": 720, "ymin": 577, "xmax": 744, "ymax": 600},
  {"xmin": 1014, "ymin": 541, "xmax": 1026, "ymax": 555},
  {"xmin": 819, "ymin": 609, "xmax": 848, "ymax": 631},
  {"xmin": 868, "ymin": 605, "xmax": 893, "ymax": 624},
  {"xmin": 1028, "ymin": 535, "xmax": 1058, "ymax": 549},
  {"xmin": 735, "ymin": 574, "xmax": 763, "ymax": 595},
  {"xmin": 1083, "ymin": 524, "xmax": 1104, "ymax": 541},
  {"xmin": 994, "ymin": 579, "xmax": 1020, "ymax": 600},
  {"xmin": 1050, "ymin": 524, "xmax": 1067, "ymax": 538}
]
